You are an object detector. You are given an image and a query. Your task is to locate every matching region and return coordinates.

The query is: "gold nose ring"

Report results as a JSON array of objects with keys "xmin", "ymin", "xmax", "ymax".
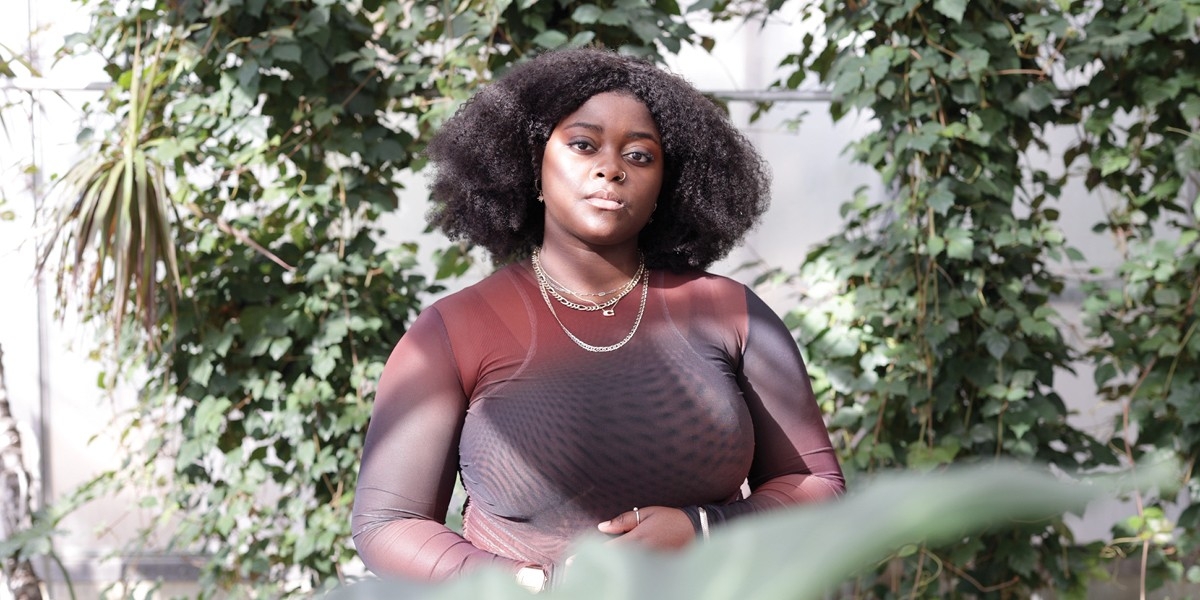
[{"xmin": 614, "ymin": 171, "xmax": 627, "ymax": 182}]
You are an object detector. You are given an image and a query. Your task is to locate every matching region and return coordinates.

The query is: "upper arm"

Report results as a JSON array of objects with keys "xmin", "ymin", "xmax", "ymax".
[
  {"xmin": 352, "ymin": 307, "xmax": 469, "ymax": 557},
  {"xmin": 737, "ymin": 289, "xmax": 845, "ymax": 495}
]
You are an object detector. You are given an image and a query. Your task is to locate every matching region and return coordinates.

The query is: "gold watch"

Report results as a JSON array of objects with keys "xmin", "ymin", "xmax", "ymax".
[{"xmin": 515, "ymin": 565, "xmax": 547, "ymax": 593}]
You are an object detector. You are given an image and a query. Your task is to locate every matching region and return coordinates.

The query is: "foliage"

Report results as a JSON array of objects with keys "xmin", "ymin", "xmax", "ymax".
[
  {"xmin": 771, "ymin": 0, "xmax": 1198, "ymax": 597},
  {"xmin": 327, "ymin": 461, "xmax": 1173, "ymax": 600},
  {"xmin": 40, "ymin": 30, "xmax": 180, "ymax": 337},
  {"xmin": 30, "ymin": 0, "xmax": 1200, "ymax": 597},
  {"xmin": 31, "ymin": 0, "xmax": 723, "ymax": 596},
  {"xmin": 1065, "ymin": 0, "xmax": 1200, "ymax": 591}
]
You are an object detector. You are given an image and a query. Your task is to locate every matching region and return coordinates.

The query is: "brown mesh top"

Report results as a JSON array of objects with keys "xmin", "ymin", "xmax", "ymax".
[{"xmin": 351, "ymin": 263, "xmax": 844, "ymax": 581}]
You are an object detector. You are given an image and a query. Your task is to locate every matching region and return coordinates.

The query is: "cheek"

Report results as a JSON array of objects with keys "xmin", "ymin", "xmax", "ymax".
[
  {"xmin": 643, "ymin": 171, "xmax": 665, "ymax": 205},
  {"xmin": 541, "ymin": 151, "xmax": 580, "ymax": 192}
]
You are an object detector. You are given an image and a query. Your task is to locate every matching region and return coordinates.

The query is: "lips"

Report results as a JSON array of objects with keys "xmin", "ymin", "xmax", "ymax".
[{"xmin": 584, "ymin": 189, "xmax": 624, "ymax": 211}]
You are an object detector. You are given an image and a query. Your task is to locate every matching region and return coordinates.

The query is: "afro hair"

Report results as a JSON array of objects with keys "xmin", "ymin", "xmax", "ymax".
[{"xmin": 425, "ymin": 46, "xmax": 772, "ymax": 272}]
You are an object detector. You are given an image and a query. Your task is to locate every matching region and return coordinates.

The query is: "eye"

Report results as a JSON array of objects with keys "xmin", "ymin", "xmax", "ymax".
[
  {"xmin": 624, "ymin": 150, "xmax": 655, "ymax": 165},
  {"xmin": 568, "ymin": 139, "xmax": 595, "ymax": 152}
]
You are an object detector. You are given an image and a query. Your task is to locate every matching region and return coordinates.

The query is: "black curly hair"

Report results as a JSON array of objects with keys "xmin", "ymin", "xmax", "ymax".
[{"xmin": 425, "ymin": 46, "xmax": 772, "ymax": 272}]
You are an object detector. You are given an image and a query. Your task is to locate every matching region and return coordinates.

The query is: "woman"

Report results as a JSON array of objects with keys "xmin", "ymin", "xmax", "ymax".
[{"xmin": 351, "ymin": 47, "xmax": 844, "ymax": 592}]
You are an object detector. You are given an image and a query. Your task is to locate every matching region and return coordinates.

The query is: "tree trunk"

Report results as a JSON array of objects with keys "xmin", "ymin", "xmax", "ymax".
[{"xmin": 0, "ymin": 344, "xmax": 44, "ymax": 599}]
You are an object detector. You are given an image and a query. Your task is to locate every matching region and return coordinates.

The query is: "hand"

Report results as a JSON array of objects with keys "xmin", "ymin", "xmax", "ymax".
[{"xmin": 596, "ymin": 506, "xmax": 695, "ymax": 551}]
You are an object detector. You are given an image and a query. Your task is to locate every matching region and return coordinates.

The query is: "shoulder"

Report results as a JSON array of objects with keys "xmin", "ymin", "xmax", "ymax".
[
  {"xmin": 658, "ymin": 270, "xmax": 754, "ymax": 354},
  {"xmin": 659, "ymin": 270, "xmax": 792, "ymax": 351},
  {"xmin": 659, "ymin": 269, "xmax": 751, "ymax": 310},
  {"xmin": 426, "ymin": 263, "xmax": 530, "ymax": 317}
]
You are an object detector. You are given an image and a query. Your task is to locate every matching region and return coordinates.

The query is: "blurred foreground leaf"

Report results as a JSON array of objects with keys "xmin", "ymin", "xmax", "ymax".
[{"xmin": 329, "ymin": 460, "xmax": 1176, "ymax": 599}]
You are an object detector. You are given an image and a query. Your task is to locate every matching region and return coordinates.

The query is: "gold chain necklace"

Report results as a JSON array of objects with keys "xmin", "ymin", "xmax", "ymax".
[
  {"xmin": 540, "ymin": 268, "xmax": 640, "ymax": 316},
  {"xmin": 531, "ymin": 250, "xmax": 650, "ymax": 353},
  {"xmin": 541, "ymin": 266, "xmax": 639, "ymax": 298},
  {"xmin": 531, "ymin": 248, "xmax": 644, "ymax": 317}
]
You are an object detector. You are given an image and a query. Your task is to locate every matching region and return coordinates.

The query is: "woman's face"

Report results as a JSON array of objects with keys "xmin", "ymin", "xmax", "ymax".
[{"xmin": 539, "ymin": 91, "xmax": 664, "ymax": 252}]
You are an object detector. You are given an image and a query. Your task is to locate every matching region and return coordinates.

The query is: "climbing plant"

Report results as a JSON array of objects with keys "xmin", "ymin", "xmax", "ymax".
[
  {"xmin": 768, "ymin": 0, "xmax": 1196, "ymax": 596},
  {"xmin": 1066, "ymin": 0, "xmax": 1200, "ymax": 591},
  {"xmin": 35, "ymin": 0, "xmax": 717, "ymax": 596}
]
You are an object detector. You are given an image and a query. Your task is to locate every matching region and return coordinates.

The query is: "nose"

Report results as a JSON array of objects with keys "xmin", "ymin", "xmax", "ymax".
[{"xmin": 593, "ymin": 163, "xmax": 627, "ymax": 183}]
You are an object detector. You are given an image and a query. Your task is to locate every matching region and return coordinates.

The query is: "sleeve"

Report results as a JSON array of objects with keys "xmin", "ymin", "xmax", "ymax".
[
  {"xmin": 351, "ymin": 306, "xmax": 529, "ymax": 580},
  {"xmin": 680, "ymin": 287, "xmax": 845, "ymax": 531}
]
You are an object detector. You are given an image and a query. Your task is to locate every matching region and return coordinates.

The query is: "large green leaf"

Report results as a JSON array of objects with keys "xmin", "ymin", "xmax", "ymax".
[{"xmin": 330, "ymin": 461, "xmax": 1172, "ymax": 599}]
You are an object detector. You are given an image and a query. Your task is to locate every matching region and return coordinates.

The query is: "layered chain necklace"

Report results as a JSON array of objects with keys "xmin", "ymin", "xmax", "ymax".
[
  {"xmin": 537, "ymin": 255, "xmax": 644, "ymax": 317},
  {"xmin": 531, "ymin": 247, "xmax": 649, "ymax": 353}
]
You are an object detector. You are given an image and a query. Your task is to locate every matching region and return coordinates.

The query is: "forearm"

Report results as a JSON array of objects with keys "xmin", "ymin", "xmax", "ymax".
[
  {"xmin": 678, "ymin": 472, "xmax": 844, "ymax": 533},
  {"xmin": 353, "ymin": 513, "xmax": 526, "ymax": 581}
]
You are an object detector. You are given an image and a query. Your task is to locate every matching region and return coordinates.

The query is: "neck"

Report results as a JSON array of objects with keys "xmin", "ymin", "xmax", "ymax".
[{"xmin": 534, "ymin": 243, "xmax": 642, "ymax": 294}]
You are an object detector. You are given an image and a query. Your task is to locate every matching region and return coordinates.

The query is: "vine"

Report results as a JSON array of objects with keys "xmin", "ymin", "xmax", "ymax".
[{"xmin": 768, "ymin": 0, "xmax": 1197, "ymax": 596}]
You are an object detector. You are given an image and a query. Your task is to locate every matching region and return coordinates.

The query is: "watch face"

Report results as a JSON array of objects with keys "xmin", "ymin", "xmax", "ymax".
[{"xmin": 516, "ymin": 566, "xmax": 546, "ymax": 592}]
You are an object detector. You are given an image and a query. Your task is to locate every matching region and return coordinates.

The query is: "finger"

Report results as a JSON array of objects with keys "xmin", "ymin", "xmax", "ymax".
[{"xmin": 597, "ymin": 510, "xmax": 639, "ymax": 534}]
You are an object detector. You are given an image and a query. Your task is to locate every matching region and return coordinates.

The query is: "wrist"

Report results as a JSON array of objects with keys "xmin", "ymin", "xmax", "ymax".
[{"xmin": 680, "ymin": 504, "xmax": 718, "ymax": 539}]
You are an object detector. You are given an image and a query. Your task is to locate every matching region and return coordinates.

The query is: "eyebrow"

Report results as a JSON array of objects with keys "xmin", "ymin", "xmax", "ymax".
[{"xmin": 562, "ymin": 121, "xmax": 661, "ymax": 144}]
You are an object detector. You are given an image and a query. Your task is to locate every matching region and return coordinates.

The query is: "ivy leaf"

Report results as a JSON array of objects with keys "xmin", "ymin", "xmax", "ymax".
[
  {"xmin": 598, "ymin": 8, "xmax": 628, "ymax": 26},
  {"xmin": 933, "ymin": 0, "xmax": 967, "ymax": 23},
  {"xmin": 194, "ymin": 396, "xmax": 232, "ymax": 436},
  {"xmin": 271, "ymin": 42, "xmax": 302, "ymax": 64},
  {"xmin": 1094, "ymin": 362, "xmax": 1117, "ymax": 387},
  {"xmin": 945, "ymin": 228, "xmax": 975, "ymax": 260},
  {"xmin": 190, "ymin": 357, "xmax": 215, "ymax": 388},
  {"xmin": 928, "ymin": 234, "xmax": 946, "ymax": 257},
  {"xmin": 1099, "ymin": 153, "xmax": 1131, "ymax": 176},
  {"xmin": 927, "ymin": 189, "xmax": 955, "ymax": 215},
  {"xmin": 269, "ymin": 337, "xmax": 293, "ymax": 361},
  {"xmin": 312, "ymin": 347, "xmax": 338, "ymax": 380},
  {"xmin": 532, "ymin": 30, "xmax": 568, "ymax": 49},
  {"xmin": 572, "ymin": 4, "xmax": 603, "ymax": 24},
  {"xmin": 631, "ymin": 20, "xmax": 662, "ymax": 44},
  {"xmin": 1014, "ymin": 84, "xmax": 1055, "ymax": 116},
  {"xmin": 981, "ymin": 329, "xmax": 1011, "ymax": 360},
  {"xmin": 1182, "ymin": 96, "xmax": 1200, "ymax": 122},
  {"xmin": 1151, "ymin": 1, "xmax": 1184, "ymax": 34}
]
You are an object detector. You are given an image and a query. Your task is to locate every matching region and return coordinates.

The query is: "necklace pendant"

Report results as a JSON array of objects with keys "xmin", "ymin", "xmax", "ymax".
[{"xmin": 602, "ymin": 308, "xmax": 616, "ymax": 317}]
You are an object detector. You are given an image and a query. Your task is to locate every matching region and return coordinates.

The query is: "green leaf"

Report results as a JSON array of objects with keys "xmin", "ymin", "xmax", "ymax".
[
  {"xmin": 1094, "ymin": 362, "xmax": 1117, "ymax": 387},
  {"xmin": 194, "ymin": 396, "xmax": 231, "ymax": 435},
  {"xmin": 271, "ymin": 42, "xmax": 302, "ymax": 64},
  {"xmin": 189, "ymin": 358, "xmax": 215, "ymax": 388},
  {"xmin": 927, "ymin": 189, "xmax": 955, "ymax": 215},
  {"xmin": 269, "ymin": 337, "xmax": 293, "ymax": 361},
  {"xmin": 1151, "ymin": 1, "xmax": 1185, "ymax": 34},
  {"xmin": 981, "ymin": 329, "xmax": 1011, "ymax": 360},
  {"xmin": 927, "ymin": 234, "xmax": 946, "ymax": 257},
  {"xmin": 312, "ymin": 348, "xmax": 338, "ymax": 379},
  {"xmin": 329, "ymin": 462, "xmax": 1175, "ymax": 600},
  {"xmin": 532, "ymin": 30, "xmax": 569, "ymax": 49},
  {"xmin": 1014, "ymin": 84, "xmax": 1055, "ymax": 116},
  {"xmin": 933, "ymin": 0, "xmax": 967, "ymax": 23},
  {"xmin": 945, "ymin": 229, "xmax": 975, "ymax": 260},
  {"xmin": 598, "ymin": 8, "xmax": 628, "ymax": 26},
  {"xmin": 1099, "ymin": 152, "xmax": 1128, "ymax": 175},
  {"xmin": 572, "ymin": 4, "xmax": 603, "ymax": 24}
]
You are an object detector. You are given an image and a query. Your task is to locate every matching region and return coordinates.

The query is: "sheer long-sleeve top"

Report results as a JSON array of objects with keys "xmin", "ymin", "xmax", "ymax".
[{"xmin": 351, "ymin": 263, "xmax": 844, "ymax": 581}]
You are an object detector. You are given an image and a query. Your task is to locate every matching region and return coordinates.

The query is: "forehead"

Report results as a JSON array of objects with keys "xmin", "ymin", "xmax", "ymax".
[{"xmin": 555, "ymin": 91, "xmax": 660, "ymax": 138}]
